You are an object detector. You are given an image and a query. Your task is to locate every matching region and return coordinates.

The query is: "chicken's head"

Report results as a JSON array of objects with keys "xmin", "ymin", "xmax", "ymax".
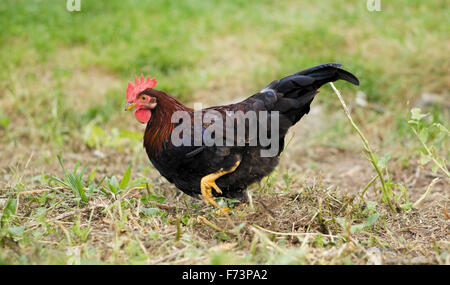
[{"xmin": 125, "ymin": 74, "xmax": 158, "ymax": 123}]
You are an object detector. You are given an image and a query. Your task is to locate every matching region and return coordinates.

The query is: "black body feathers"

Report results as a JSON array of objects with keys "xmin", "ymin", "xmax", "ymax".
[{"xmin": 145, "ymin": 63, "xmax": 359, "ymax": 201}]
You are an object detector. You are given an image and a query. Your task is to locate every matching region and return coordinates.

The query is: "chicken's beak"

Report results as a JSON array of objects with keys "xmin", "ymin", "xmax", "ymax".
[{"xmin": 124, "ymin": 103, "xmax": 136, "ymax": 111}]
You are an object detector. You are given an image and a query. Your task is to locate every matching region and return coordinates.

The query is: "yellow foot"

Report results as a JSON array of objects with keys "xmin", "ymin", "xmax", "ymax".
[
  {"xmin": 201, "ymin": 179, "xmax": 230, "ymax": 216},
  {"xmin": 200, "ymin": 177, "xmax": 222, "ymax": 209},
  {"xmin": 215, "ymin": 203, "xmax": 247, "ymax": 215},
  {"xmin": 234, "ymin": 203, "xmax": 247, "ymax": 211},
  {"xmin": 200, "ymin": 160, "xmax": 241, "ymax": 212},
  {"xmin": 215, "ymin": 207, "xmax": 231, "ymax": 216}
]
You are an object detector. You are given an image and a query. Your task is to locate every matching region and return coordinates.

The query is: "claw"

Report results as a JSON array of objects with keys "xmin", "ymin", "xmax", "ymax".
[
  {"xmin": 210, "ymin": 181, "xmax": 222, "ymax": 194},
  {"xmin": 234, "ymin": 203, "xmax": 247, "ymax": 211},
  {"xmin": 215, "ymin": 207, "xmax": 231, "ymax": 216},
  {"xmin": 214, "ymin": 203, "xmax": 247, "ymax": 216},
  {"xmin": 199, "ymin": 159, "xmax": 241, "ymax": 214},
  {"xmin": 200, "ymin": 180, "xmax": 220, "ymax": 208}
]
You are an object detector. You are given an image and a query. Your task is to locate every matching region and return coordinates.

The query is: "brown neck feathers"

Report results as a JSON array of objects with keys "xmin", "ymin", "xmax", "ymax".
[{"xmin": 143, "ymin": 89, "xmax": 192, "ymax": 158}]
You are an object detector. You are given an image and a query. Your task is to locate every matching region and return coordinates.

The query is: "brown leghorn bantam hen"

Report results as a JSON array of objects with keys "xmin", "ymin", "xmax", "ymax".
[{"xmin": 125, "ymin": 63, "xmax": 359, "ymax": 213}]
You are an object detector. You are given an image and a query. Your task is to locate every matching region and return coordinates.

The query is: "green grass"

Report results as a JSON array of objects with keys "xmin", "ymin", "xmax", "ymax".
[
  {"xmin": 0, "ymin": 0, "xmax": 448, "ymax": 264},
  {"xmin": 1, "ymin": 0, "xmax": 448, "ymax": 150}
]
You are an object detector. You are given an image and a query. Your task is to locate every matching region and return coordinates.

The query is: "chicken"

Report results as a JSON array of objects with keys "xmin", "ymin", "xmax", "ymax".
[{"xmin": 125, "ymin": 63, "xmax": 359, "ymax": 211}]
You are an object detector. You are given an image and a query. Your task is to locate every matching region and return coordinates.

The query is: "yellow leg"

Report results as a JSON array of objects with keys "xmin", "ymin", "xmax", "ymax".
[
  {"xmin": 200, "ymin": 160, "xmax": 241, "ymax": 213},
  {"xmin": 214, "ymin": 202, "xmax": 247, "ymax": 215}
]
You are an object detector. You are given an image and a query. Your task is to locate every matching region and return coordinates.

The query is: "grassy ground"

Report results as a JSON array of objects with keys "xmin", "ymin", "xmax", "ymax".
[{"xmin": 0, "ymin": 0, "xmax": 448, "ymax": 264}]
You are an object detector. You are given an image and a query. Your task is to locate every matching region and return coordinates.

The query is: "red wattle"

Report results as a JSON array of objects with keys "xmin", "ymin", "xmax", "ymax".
[{"xmin": 134, "ymin": 109, "xmax": 152, "ymax": 123}]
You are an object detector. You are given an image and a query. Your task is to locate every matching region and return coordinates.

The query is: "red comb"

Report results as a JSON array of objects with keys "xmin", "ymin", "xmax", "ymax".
[{"xmin": 126, "ymin": 74, "xmax": 157, "ymax": 101}]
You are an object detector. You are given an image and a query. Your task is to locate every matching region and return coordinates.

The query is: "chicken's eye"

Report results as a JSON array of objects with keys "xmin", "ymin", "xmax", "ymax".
[{"xmin": 140, "ymin": 96, "xmax": 147, "ymax": 102}]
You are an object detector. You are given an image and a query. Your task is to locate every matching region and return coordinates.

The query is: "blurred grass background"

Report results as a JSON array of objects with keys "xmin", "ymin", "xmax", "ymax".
[{"xmin": 0, "ymin": 0, "xmax": 448, "ymax": 160}]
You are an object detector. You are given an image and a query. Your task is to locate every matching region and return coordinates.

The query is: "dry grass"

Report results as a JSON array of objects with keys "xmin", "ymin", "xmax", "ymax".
[{"xmin": 1, "ymin": 140, "xmax": 448, "ymax": 264}]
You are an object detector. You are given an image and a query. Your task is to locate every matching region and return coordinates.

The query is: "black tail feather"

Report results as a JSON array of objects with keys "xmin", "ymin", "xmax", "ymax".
[
  {"xmin": 295, "ymin": 62, "xmax": 359, "ymax": 86},
  {"xmin": 271, "ymin": 62, "xmax": 359, "ymax": 98},
  {"xmin": 262, "ymin": 63, "xmax": 359, "ymax": 124}
]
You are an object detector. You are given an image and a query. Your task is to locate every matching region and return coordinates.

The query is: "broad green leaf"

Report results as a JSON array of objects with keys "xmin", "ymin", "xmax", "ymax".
[
  {"xmin": 57, "ymin": 155, "xmax": 66, "ymax": 173},
  {"xmin": 335, "ymin": 217, "xmax": 346, "ymax": 228},
  {"xmin": 143, "ymin": 194, "xmax": 166, "ymax": 204},
  {"xmin": 119, "ymin": 165, "xmax": 131, "ymax": 190},
  {"xmin": 213, "ymin": 232, "xmax": 231, "ymax": 241},
  {"xmin": 410, "ymin": 108, "xmax": 427, "ymax": 121},
  {"xmin": 433, "ymin": 123, "xmax": 449, "ymax": 134},
  {"xmin": 431, "ymin": 164, "xmax": 438, "ymax": 173},
  {"xmin": 109, "ymin": 176, "xmax": 119, "ymax": 194},
  {"xmin": 87, "ymin": 183, "xmax": 95, "ymax": 195},
  {"xmin": 33, "ymin": 207, "xmax": 47, "ymax": 218},
  {"xmin": 419, "ymin": 152, "xmax": 432, "ymax": 165},
  {"xmin": 437, "ymin": 157, "xmax": 447, "ymax": 168},
  {"xmin": 377, "ymin": 153, "xmax": 390, "ymax": 169},
  {"xmin": 66, "ymin": 173, "xmax": 88, "ymax": 203},
  {"xmin": 418, "ymin": 128, "xmax": 429, "ymax": 143},
  {"xmin": 0, "ymin": 110, "xmax": 9, "ymax": 129},
  {"xmin": 181, "ymin": 214, "xmax": 191, "ymax": 225},
  {"xmin": 7, "ymin": 225, "xmax": 25, "ymax": 237},
  {"xmin": 400, "ymin": 203, "xmax": 414, "ymax": 211},
  {"xmin": 1, "ymin": 198, "xmax": 17, "ymax": 226},
  {"xmin": 230, "ymin": 222, "xmax": 246, "ymax": 234},
  {"xmin": 365, "ymin": 201, "xmax": 378, "ymax": 213},
  {"xmin": 140, "ymin": 207, "xmax": 161, "ymax": 216},
  {"xmin": 350, "ymin": 213, "xmax": 380, "ymax": 233},
  {"xmin": 88, "ymin": 169, "xmax": 97, "ymax": 182}
]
